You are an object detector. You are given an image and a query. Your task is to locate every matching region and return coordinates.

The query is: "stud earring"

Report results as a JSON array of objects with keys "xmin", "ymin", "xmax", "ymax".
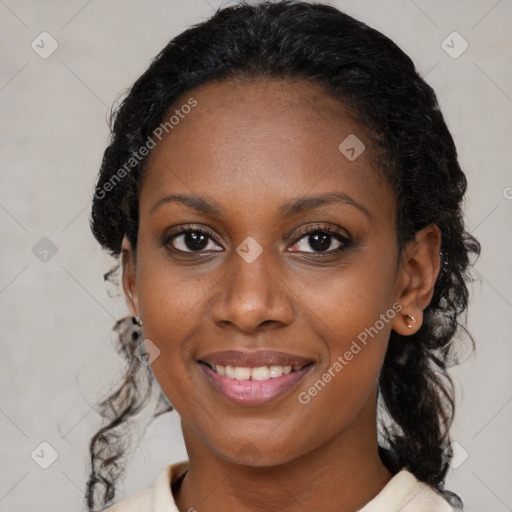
[
  {"xmin": 132, "ymin": 316, "xmax": 142, "ymax": 327},
  {"xmin": 405, "ymin": 314, "xmax": 416, "ymax": 329}
]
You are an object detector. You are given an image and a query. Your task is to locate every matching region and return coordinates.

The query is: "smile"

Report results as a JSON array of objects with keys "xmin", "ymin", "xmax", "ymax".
[{"xmin": 196, "ymin": 349, "xmax": 315, "ymax": 406}]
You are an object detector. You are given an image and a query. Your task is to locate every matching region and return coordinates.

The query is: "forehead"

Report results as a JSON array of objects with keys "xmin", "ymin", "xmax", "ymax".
[{"xmin": 140, "ymin": 78, "xmax": 394, "ymax": 224}]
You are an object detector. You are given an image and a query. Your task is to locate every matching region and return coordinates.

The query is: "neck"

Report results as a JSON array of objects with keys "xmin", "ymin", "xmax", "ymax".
[{"xmin": 174, "ymin": 393, "xmax": 392, "ymax": 512}]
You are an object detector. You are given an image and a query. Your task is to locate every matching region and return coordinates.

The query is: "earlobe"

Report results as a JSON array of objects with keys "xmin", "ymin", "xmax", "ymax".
[
  {"xmin": 392, "ymin": 225, "xmax": 441, "ymax": 336},
  {"xmin": 393, "ymin": 310, "xmax": 422, "ymax": 336},
  {"xmin": 121, "ymin": 235, "xmax": 139, "ymax": 316}
]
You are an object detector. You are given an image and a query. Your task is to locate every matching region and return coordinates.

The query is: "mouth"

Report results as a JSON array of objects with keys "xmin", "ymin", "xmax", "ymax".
[{"xmin": 197, "ymin": 350, "xmax": 315, "ymax": 406}]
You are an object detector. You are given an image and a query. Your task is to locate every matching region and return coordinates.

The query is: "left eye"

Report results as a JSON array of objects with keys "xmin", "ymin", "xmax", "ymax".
[{"xmin": 291, "ymin": 230, "xmax": 347, "ymax": 253}]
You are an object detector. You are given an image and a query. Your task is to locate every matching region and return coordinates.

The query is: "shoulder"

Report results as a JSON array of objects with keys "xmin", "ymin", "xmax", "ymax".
[
  {"xmin": 103, "ymin": 487, "xmax": 153, "ymax": 512},
  {"xmin": 104, "ymin": 461, "xmax": 188, "ymax": 512},
  {"xmin": 360, "ymin": 469, "xmax": 457, "ymax": 512}
]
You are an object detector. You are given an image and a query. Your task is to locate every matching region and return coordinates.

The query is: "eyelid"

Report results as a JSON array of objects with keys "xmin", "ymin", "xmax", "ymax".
[
  {"xmin": 166, "ymin": 223, "xmax": 218, "ymax": 238},
  {"xmin": 291, "ymin": 223, "xmax": 351, "ymax": 242}
]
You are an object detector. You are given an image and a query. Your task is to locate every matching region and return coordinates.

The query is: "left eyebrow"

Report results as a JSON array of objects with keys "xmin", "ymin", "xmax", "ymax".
[{"xmin": 279, "ymin": 192, "xmax": 370, "ymax": 219}]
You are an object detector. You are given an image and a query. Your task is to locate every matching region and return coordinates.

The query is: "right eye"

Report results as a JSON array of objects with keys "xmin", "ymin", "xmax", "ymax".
[{"xmin": 165, "ymin": 226, "xmax": 223, "ymax": 253}]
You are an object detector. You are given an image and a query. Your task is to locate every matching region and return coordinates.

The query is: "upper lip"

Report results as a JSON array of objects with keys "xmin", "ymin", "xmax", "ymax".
[{"xmin": 198, "ymin": 350, "xmax": 315, "ymax": 368}]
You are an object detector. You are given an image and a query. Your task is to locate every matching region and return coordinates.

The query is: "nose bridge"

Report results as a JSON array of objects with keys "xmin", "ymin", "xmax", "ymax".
[
  {"xmin": 211, "ymin": 237, "xmax": 294, "ymax": 331},
  {"xmin": 232, "ymin": 239, "xmax": 275, "ymax": 298}
]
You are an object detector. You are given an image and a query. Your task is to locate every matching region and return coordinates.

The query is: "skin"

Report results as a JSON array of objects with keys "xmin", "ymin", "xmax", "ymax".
[{"xmin": 121, "ymin": 79, "xmax": 441, "ymax": 512}]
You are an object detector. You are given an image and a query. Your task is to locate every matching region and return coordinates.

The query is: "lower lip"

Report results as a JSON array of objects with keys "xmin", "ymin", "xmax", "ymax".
[{"xmin": 199, "ymin": 363, "xmax": 313, "ymax": 406}]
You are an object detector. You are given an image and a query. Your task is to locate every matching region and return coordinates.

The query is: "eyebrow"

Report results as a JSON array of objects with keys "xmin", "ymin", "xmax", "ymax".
[{"xmin": 150, "ymin": 191, "xmax": 370, "ymax": 218}]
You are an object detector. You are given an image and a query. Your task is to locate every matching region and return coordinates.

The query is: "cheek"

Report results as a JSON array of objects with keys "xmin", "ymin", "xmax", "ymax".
[
  {"xmin": 134, "ymin": 244, "xmax": 219, "ymax": 399},
  {"xmin": 295, "ymin": 249, "xmax": 397, "ymax": 353},
  {"xmin": 136, "ymin": 249, "xmax": 216, "ymax": 340}
]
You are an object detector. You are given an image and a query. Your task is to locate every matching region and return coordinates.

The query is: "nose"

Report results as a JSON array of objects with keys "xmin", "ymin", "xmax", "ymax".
[{"xmin": 209, "ymin": 244, "xmax": 295, "ymax": 333}]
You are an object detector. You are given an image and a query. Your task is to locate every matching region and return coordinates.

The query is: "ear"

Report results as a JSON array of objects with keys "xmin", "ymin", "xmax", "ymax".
[
  {"xmin": 392, "ymin": 225, "xmax": 441, "ymax": 336},
  {"xmin": 121, "ymin": 235, "xmax": 139, "ymax": 317}
]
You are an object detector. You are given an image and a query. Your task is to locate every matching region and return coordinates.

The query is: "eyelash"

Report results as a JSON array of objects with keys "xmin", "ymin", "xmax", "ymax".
[
  {"xmin": 163, "ymin": 223, "xmax": 351, "ymax": 258},
  {"xmin": 291, "ymin": 224, "xmax": 351, "ymax": 256}
]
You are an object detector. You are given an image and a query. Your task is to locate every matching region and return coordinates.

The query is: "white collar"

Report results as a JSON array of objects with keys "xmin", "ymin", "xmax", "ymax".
[
  {"xmin": 108, "ymin": 461, "xmax": 454, "ymax": 512},
  {"xmin": 358, "ymin": 468, "xmax": 454, "ymax": 511}
]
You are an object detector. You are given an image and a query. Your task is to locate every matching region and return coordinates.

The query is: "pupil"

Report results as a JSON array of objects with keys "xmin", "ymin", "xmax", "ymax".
[
  {"xmin": 310, "ymin": 232, "xmax": 330, "ymax": 252},
  {"xmin": 185, "ymin": 232, "xmax": 208, "ymax": 251}
]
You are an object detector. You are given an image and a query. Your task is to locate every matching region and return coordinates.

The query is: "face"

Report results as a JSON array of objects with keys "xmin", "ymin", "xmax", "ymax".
[{"xmin": 122, "ymin": 79, "xmax": 440, "ymax": 467}]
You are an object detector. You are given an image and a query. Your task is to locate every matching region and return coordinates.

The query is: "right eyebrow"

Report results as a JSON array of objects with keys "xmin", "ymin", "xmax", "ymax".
[{"xmin": 150, "ymin": 194, "xmax": 223, "ymax": 216}]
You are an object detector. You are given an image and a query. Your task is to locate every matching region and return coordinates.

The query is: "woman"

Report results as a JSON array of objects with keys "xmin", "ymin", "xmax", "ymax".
[{"xmin": 86, "ymin": 1, "xmax": 480, "ymax": 510}]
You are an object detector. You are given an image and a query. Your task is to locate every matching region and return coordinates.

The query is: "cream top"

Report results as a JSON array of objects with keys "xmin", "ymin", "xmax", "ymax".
[{"xmin": 105, "ymin": 460, "xmax": 455, "ymax": 512}]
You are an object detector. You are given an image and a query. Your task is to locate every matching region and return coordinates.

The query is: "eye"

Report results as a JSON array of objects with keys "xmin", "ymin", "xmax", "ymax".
[
  {"xmin": 289, "ymin": 225, "xmax": 350, "ymax": 255},
  {"xmin": 164, "ymin": 225, "xmax": 223, "ymax": 253}
]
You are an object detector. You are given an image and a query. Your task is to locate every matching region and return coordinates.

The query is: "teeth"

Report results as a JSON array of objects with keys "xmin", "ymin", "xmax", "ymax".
[
  {"xmin": 269, "ymin": 365, "xmax": 283, "ymax": 378},
  {"xmin": 211, "ymin": 364, "xmax": 296, "ymax": 381},
  {"xmin": 252, "ymin": 366, "xmax": 270, "ymax": 381},
  {"xmin": 234, "ymin": 367, "xmax": 252, "ymax": 380}
]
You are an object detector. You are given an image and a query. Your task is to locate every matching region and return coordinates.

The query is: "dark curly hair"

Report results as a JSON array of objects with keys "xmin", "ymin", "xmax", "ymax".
[{"xmin": 86, "ymin": 1, "xmax": 480, "ymax": 510}]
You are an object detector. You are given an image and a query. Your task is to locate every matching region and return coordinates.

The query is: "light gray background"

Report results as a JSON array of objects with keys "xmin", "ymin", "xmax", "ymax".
[{"xmin": 1, "ymin": 1, "xmax": 511, "ymax": 511}]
